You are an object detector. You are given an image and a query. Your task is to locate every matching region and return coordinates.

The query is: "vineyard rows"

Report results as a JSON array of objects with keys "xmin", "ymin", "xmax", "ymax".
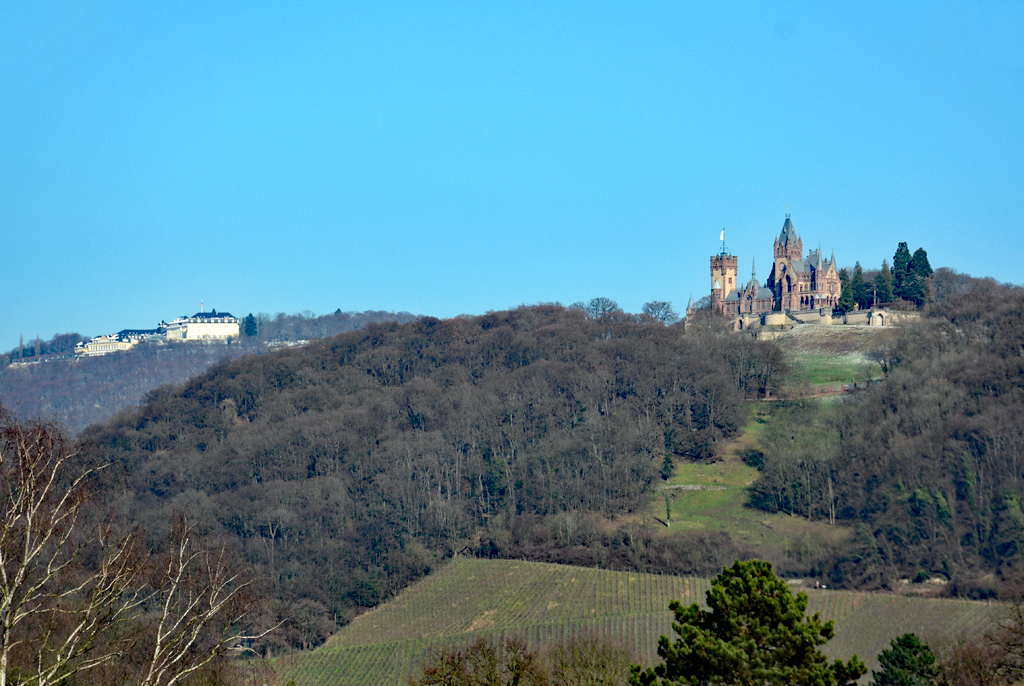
[
  {"xmin": 333, "ymin": 559, "xmax": 711, "ymax": 648},
  {"xmin": 275, "ymin": 558, "xmax": 1001, "ymax": 686},
  {"xmin": 276, "ymin": 613, "xmax": 701, "ymax": 686}
]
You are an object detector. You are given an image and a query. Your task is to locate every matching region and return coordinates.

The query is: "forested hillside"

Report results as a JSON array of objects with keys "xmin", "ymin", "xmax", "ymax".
[
  {"xmin": 752, "ymin": 279, "xmax": 1024, "ymax": 593},
  {"xmin": 81, "ymin": 305, "xmax": 785, "ymax": 652},
  {"xmin": 1, "ymin": 343, "xmax": 253, "ymax": 434},
  {"xmin": 0, "ymin": 309, "xmax": 416, "ymax": 434}
]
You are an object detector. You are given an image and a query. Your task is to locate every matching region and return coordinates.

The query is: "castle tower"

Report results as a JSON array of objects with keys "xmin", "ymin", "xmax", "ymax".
[
  {"xmin": 710, "ymin": 253, "xmax": 738, "ymax": 315},
  {"xmin": 773, "ymin": 214, "xmax": 803, "ymax": 262},
  {"xmin": 765, "ymin": 214, "xmax": 843, "ymax": 312},
  {"xmin": 769, "ymin": 214, "xmax": 804, "ymax": 311}
]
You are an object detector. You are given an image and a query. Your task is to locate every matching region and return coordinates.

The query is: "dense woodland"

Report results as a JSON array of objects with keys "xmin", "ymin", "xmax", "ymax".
[
  {"xmin": 78, "ymin": 305, "xmax": 784, "ymax": 652},
  {"xmin": 751, "ymin": 277, "xmax": 1024, "ymax": 593},
  {"xmin": 8, "ymin": 269, "xmax": 1024, "ymax": 666},
  {"xmin": 0, "ymin": 309, "xmax": 416, "ymax": 434}
]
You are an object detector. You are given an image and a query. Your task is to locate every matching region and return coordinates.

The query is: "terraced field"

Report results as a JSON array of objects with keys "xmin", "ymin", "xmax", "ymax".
[{"xmin": 274, "ymin": 558, "xmax": 1000, "ymax": 686}]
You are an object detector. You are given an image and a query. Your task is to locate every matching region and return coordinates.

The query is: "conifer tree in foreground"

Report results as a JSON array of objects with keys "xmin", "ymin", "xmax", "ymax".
[
  {"xmin": 871, "ymin": 633, "xmax": 938, "ymax": 686},
  {"xmin": 630, "ymin": 559, "xmax": 866, "ymax": 686}
]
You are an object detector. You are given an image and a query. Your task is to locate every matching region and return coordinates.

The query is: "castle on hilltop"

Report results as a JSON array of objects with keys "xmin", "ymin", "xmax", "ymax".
[
  {"xmin": 692, "ymin": 215, "xmax": 840, "ymax": 317},
  {"xmin": 687, "ymin": 215, "xmax": 869, "ymax": 330}
]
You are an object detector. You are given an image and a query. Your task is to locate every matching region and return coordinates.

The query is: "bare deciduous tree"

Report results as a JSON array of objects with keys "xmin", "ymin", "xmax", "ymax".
[
  {"xmin": 935, "ymin": 632, "xmax": 1005, "ymax": 686},
  {"xmin": 0, "ymin": 408, "xmax": 272, "ymax": 686},
  {"xmin": 412, "ymin": 636, "xmax": 548, "ymax": 686},
  {"xmin": 135, "ymin": 514, "xmax": 271, "ymax": 686},
  {"xmin": 641, "ymin": 301, "xmax": 678, "ymax": 325},
  {"xmin": 546, "ymin": 633, "xmax": 633, "ymax": 686},
  {"xmin": 0, "ymin": 411, "xmax": 147, "ymax": 686},
  {"xmin": 585, "ymin": 298, "xmax": 620, "ymax": 320}
]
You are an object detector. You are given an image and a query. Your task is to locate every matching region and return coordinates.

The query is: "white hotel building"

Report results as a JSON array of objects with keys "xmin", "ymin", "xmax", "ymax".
[{"xmin": 165, "ymin": 311, "xmax": 240, "ymax": 341}]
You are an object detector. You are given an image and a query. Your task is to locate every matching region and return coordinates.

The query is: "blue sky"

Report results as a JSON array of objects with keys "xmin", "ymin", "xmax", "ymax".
[{"xmin": 2, "ymin": 1, "xmax": 1022, "ymax": 349}]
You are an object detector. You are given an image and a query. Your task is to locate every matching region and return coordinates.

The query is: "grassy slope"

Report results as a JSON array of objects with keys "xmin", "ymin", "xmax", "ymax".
[
  {"xmin": 275, "ymin": 558, "xmax": 999, "ymax": 686},
  {"xmin": 638, "ymin": 325, "xmax": 897, "ymax": 559},
  {"xmin": 772, "ymin": 324, "xmax": 892, "ymax": 387},
  {"xmin": 646, "ymin": 405, "xmax": 850, "ymax": 562}
]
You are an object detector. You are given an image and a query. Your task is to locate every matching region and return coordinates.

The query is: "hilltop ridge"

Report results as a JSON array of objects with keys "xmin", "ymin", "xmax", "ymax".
[{"xmin": 0, "ymin": 308, "xmax": 416, "ymax": 432}]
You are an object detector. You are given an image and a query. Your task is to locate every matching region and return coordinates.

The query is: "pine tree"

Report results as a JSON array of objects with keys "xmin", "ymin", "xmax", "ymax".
[
  {"xmin": 902, "ymin": 276, "xmax": 926, "ymax": 308},
  {"xmin": 874, "ymin": 259, "xmax": 894, "ymax": 304},
  {"xmin": 243, "ymin": 313, "xmax": 259, "ymax": 337},
  {"xmin": 908, "ymin": 248, "xmax": 932, "ymax": 281},
  {"xmin": 893, "ymin": 242, "xmax": 911, "ymax": 300},
  {"xmin": 631, "ymin": 560, "xmax": 866, "ymax": 686},
  {"xmin": 851, "ymin": 262, "xmax": 869, "ymax": 310},
  {"xmin": 902, "ymin": 248, "xmax": 933, "ymax": 308},
  {"xmin": 871, "ymin": 633, "xmax": 938, "ymax": 686},
  {"xmin": 836, "ymin": 268, "xmax": 855, "ymax": 314}
]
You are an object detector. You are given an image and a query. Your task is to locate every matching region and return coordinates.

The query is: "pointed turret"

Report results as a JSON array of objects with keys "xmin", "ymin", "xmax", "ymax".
[
  {"xmin": 746, "ymin": 258, "xmax": 761, "ymax": 291},
  {"xmin": 778, "ymin": 214, "xmax": 797, "ymax": 244},
  {"xmin": 774, "ymin": 214, "xmax": 803, "ymax": 262}
]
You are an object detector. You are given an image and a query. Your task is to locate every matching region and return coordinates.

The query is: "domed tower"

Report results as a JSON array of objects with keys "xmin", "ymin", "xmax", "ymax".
[{"xmin": 741, "ymin": 258, "xmax": 775, "ymax": 313}]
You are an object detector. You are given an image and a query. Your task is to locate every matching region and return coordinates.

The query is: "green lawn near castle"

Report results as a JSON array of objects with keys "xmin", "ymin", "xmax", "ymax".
[{"xmin": 771, "ymin": 324, "xmax": 890, "ymax": 386}]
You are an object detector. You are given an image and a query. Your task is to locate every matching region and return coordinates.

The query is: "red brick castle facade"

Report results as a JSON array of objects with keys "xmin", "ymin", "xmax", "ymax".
[{"xmin": 696, "ymin": 215, "xmax": 842, "ymax": 317}]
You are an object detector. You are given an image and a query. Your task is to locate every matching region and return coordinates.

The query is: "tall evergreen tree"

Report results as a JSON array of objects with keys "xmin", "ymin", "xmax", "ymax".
[
  {"xmin": 836, "ymin": 268, "xmax": 855, "ymax": 314},
  {"xmin": 871, "ymin": 633, "xmax": 938, "ymax": 686},
  {"xmin": 243, "ymin": 313, "xmax": 259, "ymax": 337},
  {"xmin": 901, "ymin": 248, "xmax": 933, "ymax": 308},
  {"xmin": 893, "ymin": 242, "xmax": 911, "ymax": 301},
  {"xmin": 908, "ymin": 248, "xmax": 932, "ymax": 282},
  {"xmin": 851, "ymin": 262, "xmax": 870, "ymax": 310},
  {"xmin": 631, "ymin": 560, "xmax": 866, "ymax": 686},
  {"xmin": 902, "ymin": 276, "xmax": 926, "ymax": 308},
  {"xmin": 874, "ymin": 259, "xmax": 894, "ymax": 304}
]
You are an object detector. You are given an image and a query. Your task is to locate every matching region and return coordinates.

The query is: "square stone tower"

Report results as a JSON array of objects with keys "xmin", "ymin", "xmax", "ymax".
[{"xmin": 710, "ymin": 253, "xmax": 738, "ymax": 315}]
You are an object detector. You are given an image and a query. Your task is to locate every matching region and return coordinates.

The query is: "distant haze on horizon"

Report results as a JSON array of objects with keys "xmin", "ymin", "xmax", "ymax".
[{"xmin": 2, "ymin": 1, "xmax": 1022, "ymax": 349}]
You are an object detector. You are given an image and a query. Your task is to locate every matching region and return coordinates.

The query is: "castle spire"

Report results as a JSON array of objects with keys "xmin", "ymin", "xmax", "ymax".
[{"xmin": 779, "ymin": 215, "xmax": 797, "ymax": 244}]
